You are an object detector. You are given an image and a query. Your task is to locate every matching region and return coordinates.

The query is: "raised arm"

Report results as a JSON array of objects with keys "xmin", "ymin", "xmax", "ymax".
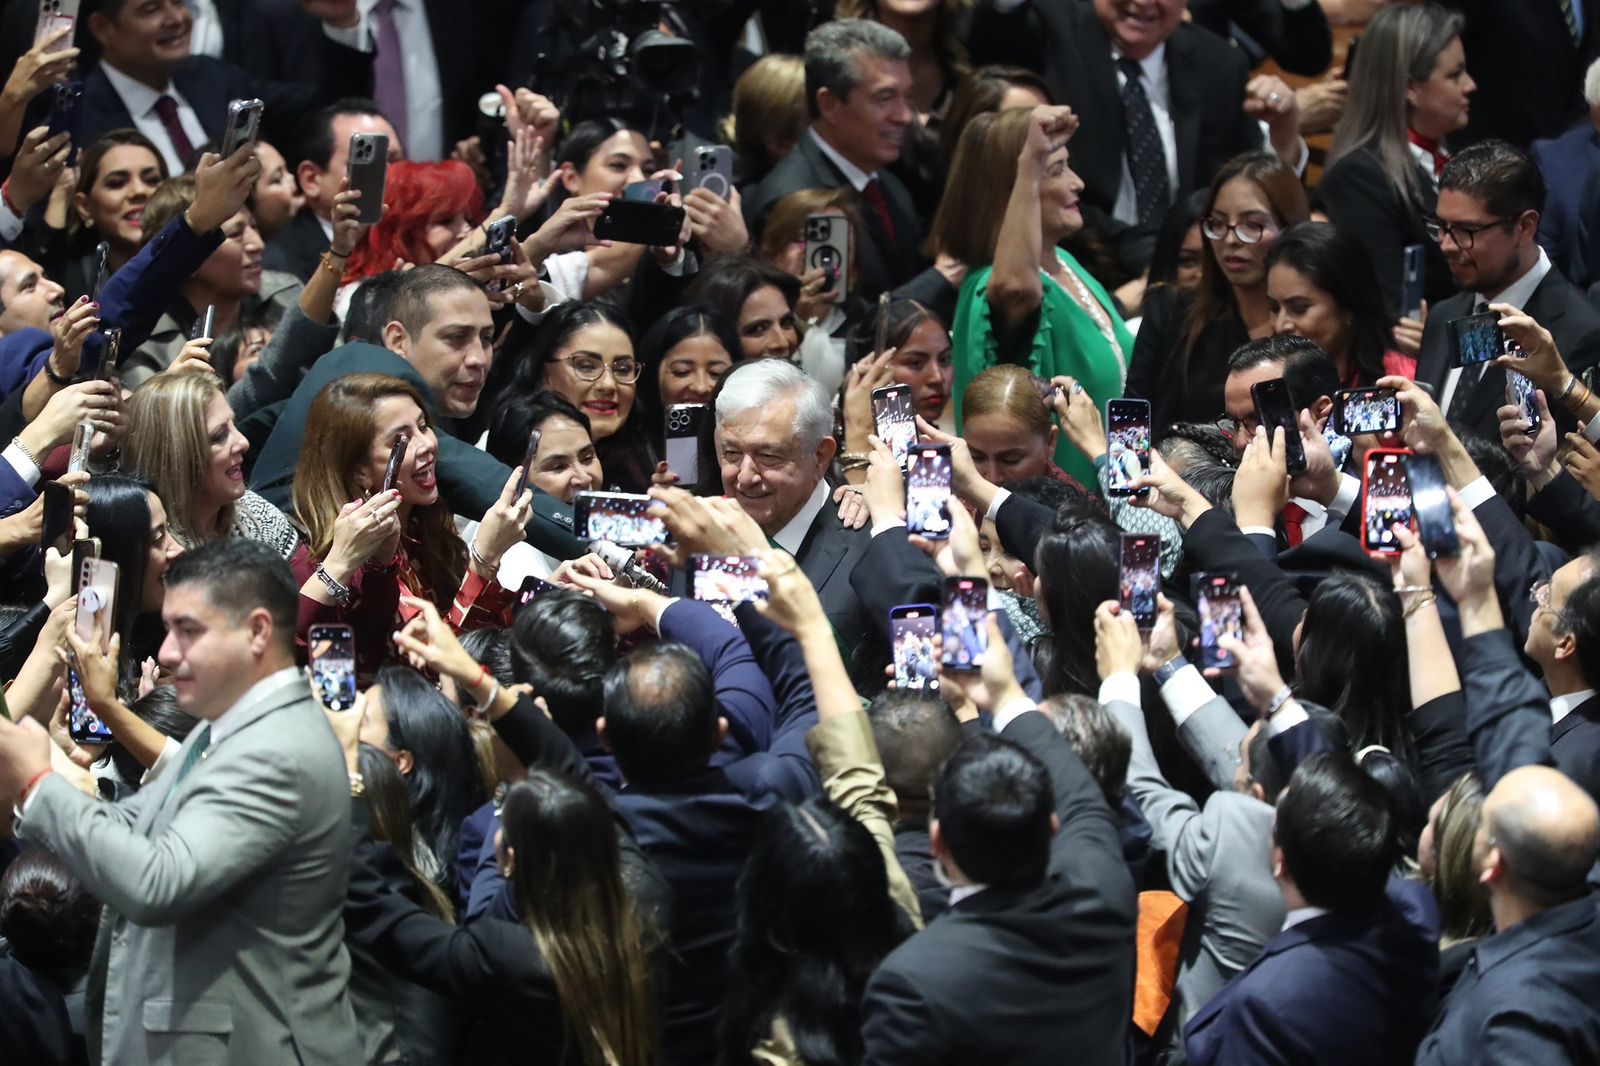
[{"xmin": 986, "ymin": 108, "xmax": 1076, "ymax": 338}]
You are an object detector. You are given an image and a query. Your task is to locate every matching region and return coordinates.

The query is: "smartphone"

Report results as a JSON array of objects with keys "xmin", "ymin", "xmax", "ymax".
[
  {"xmin": 45, "ymin": 80, "xmax": 84, "ymax": 145},
  {"xmin": 1251, "ymin": 378, "xmax": 1308, "ymax": 475},
  {"xmin": 68, "ymin": 419, "xmax": 93, "ymax": 472},
  {"xmin": 96, "ymin": 326, "xmax": 122, "ymax": 380},
  {"xmin": 517, "ymin": 575, "xmax": 559, "ymax": 605},
  {"xmin": 484, "ymin": 215, "xmax": 516, "ymax": 262},
  {"xmin": 34, "ymin": 0, "xmax": 78, "ymax": 51},
  {"xmin": 514, "ymin": 428, "xmax": 541, "ymax": 499},
  {"xmin": 66, "ymin": 655, "xmax": 113, "ymax": 745},
  {"xmin": 803, "ymin": 214, "xmax": 850, "ymax": 305},
  {"xmin": 690, "ymin": 144, "xmax": 734, "ymax": 200},
  {"xmin": 691, "ymin": 554, "xmax": 768, "ymax": 603},
  {"xmin": 622, "ymin": 177, "xmax": 673, "ymax": 202},
  {"xmin": 592, "ymin": 199, "xmax": 686, "ymax": 246},
  {"xmin": 90, "ymin": 240, "xmax": 110, "ymax": 302},
  {"xmin": 1403, "ymin": 452, "xmax": 1459, "ymax": 558},
  {"xmin": 889, "ymin": 603, "xmax": 939, "ymax": 693},
  {"xmin": 1506, "ymin": 370, "xmax": 1542, "ymax": 437},
  {"xmin": 1449, "ymin": 310, "xmax": 1511, "ymax": 368},
  {"xmin": 381, "ymin": 431, "xmax": 409, "ymax": 493},
  {"xmin": 905, "ymin": 444, "xmax": 953, "ymax": 540},
  {"xmin": 1333, "ymin": 386, "xmax": 1400, "ymax": 437},
  {"xmin": 873, "ymin": 291, "xmax": 891, "ymax": 356},
  {"xmin": 308, "ymin": 624, "xmax": 358, "ymax": 711},
  {"xmin": 1105, "ymin": 398, "xmax": 1152, "ymax": 496},
  {"xmin": 70, "ymin": 537, "xmax": 98, "ymax": 594},
  {"xmin": 347, "ymin": 131, "xmax": 390, "ymax": 226},
  {"xmin": 1194, "ymin": 572, "xmax": 1243, "ymax": 671},
  {"xmin": 75, "ymin": 556, "xmax": 118, "ymax": 651},
  {"xmin": 189, "ymin": 304, "xmax": 216, "ymax": 341},
  {"xmin": 664, "ymin": 403, "xmax": 707, "ymax": 489},
  {"xmin": 940, "ymin": 576, "xmax": 988, "ymax": 671},
  {"xmin": 1362, "ymin": 448, "xmax": 1414, "ymax": 556},
  {"xmin": 872, "ymin": 383, "xmax": 916, "ymax": 470},
  {"xmin": 1342, "ymin": 34, "xmax": 1360, "ymax": 77},
  {"xmin": 1119, "ymin": 532, "xmax": 1161, "ymax": 631},
  {"xmin": 41, "ymin": 481, "xmax": 73, "ymax": 554},
  {"xmin": 220, "ymin": 98, "xmax": 264, "ymax": 158},
  {"xmin": 573, "ymin": 491, "xmax": 669, "ymax": 547},
  {"xmin": 1399, "ymin": 244, "xmax": 1426, "ymax": 322}
]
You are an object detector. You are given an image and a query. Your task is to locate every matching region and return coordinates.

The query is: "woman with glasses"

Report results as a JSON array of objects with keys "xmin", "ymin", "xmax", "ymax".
[
  {"xmin": 1321, "ymin": 4, "xmax": 1472, "ymax": 320},
  {"xmin": 1127, "ymin": 152, "xmax": 1310, "ymax": 431},
  {"xmin": 487, "ymin": 302, "xmax": 656, "ymax": 492},
  {"xmin": 931, "ymin": 105, "xmax": 1132, "ymax": 488}
]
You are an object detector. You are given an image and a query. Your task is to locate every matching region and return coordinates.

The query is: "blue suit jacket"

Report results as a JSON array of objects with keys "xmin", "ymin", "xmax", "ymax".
[{"xmin": 1534, "ymin": 122, "xmax": 1600, "ymax": 288}]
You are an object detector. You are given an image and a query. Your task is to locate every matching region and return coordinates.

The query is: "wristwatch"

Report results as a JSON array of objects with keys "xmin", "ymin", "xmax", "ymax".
[{"xmin": 1153, "ymin": 655, "xmax": 1189, "ymax": 687}]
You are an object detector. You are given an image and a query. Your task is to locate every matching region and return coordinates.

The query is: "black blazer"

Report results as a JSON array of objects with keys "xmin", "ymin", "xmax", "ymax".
[
  {"xmin": 1190, "ymin": 0, "xmax": 1333, "ymax": 76},
  {"xmin": 860, "ymin": 711, "xmax": 1138, "ymax": 1066},
  {"xmin": 1318, "ymin": 146, "xmax": 1457, "ymax": 316},
  {"xmin": 261, "ymin": 208, "xmax": 330, "ymax": 284},
  {"xmin": 1450, "ymin": 0, "xmax": 1600, "ymax": 149},
  {"xmin": 969, "ymin": 1, "xmax": 1260, "ymax": 273},
  {"xmin": 1125, "ymin": 286, "xmax": 1250, "ymax": 431},
  {"xmin": 1552, "ymin": 693, "xmax": 1600, "ymax": 802},
  {"xmin": 1527, "ymin": 469, "xmax": 1600, "ymax": 554},
  {"xmin": 1416, "ymin": 263, "xmax": 1600, "ymax": 440}
]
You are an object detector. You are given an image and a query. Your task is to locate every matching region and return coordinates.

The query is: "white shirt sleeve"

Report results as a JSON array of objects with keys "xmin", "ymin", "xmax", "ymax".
[
  {"xmin": 1239, "ymin": 526, "xmax": 1276, "ymax": 539},
  {"xmin": 1327, "ymin": 473, "xmax": 1361, "ymax": 521},
  {"xmin": 991, "ymin": 695, "xmax": 1041, "ymax": 734},
  {"xmin": 1098, "ymin": 672, "xmax": 1141, "ymax": 709},
  {"xmin": 984, "ymin": 487, "xmax": 1013, "ymax": 522},
  {"xmin": 0, "ymin": 195, "xmax": 24, "ymax": 243},
  {"xmin": 1458, "ymin": 475, "xmax": 1497, "ymax": 512},
  {"xmin": 321, "ymin": 15, "xmax": 370, "ymax": 51},
  {"xmin": 512, "ymin": 280, "xmax": 566, "ymax": 326},
  {"xmin": 139, "ymin": 736, "xmax": 184, "ymax": 786},
  {"xmin": 3, "ymin": 442, "xmax": 42, "ymax": 487},
  {"xmin": 1160, "ymin": 663, "xmax": 1220, "ymax": 727}
]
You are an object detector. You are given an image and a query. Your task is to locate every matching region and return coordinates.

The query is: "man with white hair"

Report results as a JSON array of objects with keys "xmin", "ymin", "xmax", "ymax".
[
  {"xmin": 1531, "ymin": 57, "xmax": 1600, "ymax": 288},
  {"xmin": 712, "ymin": 358, "xmax": 870, "ymax": 650}
]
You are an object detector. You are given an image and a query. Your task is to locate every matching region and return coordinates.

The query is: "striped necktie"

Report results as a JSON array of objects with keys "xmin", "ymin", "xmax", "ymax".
[{"xmin": 1558, "ymin": 0, "xmax": 1582, "ymax": 46}]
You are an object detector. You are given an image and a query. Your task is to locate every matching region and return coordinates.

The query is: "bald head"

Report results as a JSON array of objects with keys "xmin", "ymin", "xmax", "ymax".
[{"xmin": 1482, "ymin": 766, "xmax": 1600, "ymax": 910}]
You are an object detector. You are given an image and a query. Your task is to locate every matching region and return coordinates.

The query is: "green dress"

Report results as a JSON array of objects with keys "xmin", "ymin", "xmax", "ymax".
[{"xmin": 952, "ymin": 247, "xmax": 1134, "ymax": 487}]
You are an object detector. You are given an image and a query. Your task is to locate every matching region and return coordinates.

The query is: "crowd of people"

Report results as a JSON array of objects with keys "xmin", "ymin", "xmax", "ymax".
[{"xmin": 3, "ymin": 0, "xmax": 1600, "ymax": 1064}]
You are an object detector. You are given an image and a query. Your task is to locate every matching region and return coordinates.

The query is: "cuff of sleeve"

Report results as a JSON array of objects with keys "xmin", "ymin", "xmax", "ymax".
[
  {"xmin": 991, "ymin": 695, "xmax": 1039, "ymax": 735},
  {"xmin": 1098, "ymin": 672, "xmax": 1141, "ymax": 709},
  {"xmin": 321, "ymin": 16, "xmax": 367, "ymax": 49},
  {"xmin": 0, "ymin": 197, "xmax": 23, "ymax": 242},
  {"xmin": 3, "ymin": 442, "xmax": 41, "ymax": 487},
  {"xmin": 1459, "ymin": 475, "xmax": 1496, "ymax": 511},
  {"xmin": 513, "ymin": 280, "xmax": 565, "ymax": 325},
  {"xmin": 870, "ymin": 519, "xmax": 906, "ymax": 538},
  {"xmin": 1328, "ymin": 472, "xmax": 1361, "ymax": 520},
  {"xmin": 140, "ymin": 736, "xmax": 184, "ymax": 786},
  {"xmin": 1161, "ymin": 664, "xmax": 1218, "ymax": 727},
  {"xmin": 1267, "ymin": 698, "xmax": 1310, "ymax": 735},
  {"xmin": 652, "ymin": 595, "xmax": 682, "ymax": 632},
  {"xmin": 984, "ymin": 487, "xmax": 1013, "ymax": 522},
  {"xmin": 657, "ymin": 247, "xmax": 689, "ymax": 276},
  {"xmin": 1239, "ymin": 525, "xmax": 1276, "ymax": 539}
]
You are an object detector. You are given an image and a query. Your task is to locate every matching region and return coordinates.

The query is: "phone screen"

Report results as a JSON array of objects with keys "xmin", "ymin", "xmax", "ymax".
[
  {"xmin": 1119, "ymin": 533, "xmax": 1161, "ymax": 630},
  {"xmin": 518, "ymin": 575, "xmax": 560, "ymax": 605},
  {"xmin": 1196, "ymin": 573, "xmax": 1242, "ymax": 671},
  {"xmin": 890, "ymin": 605, "xmax": 939, "ymax": 693},
  {"xmin": 623, "ymin": 178, "xmax": 673, "ymax": 202},
  {"xmin": 1450, "ymin": 311, "xmax": 1510, "ymax": 367},
  {"xmin": 905, "ymin": 445, "xmax": 952, "ymax": 539},
  {"xmin": 665, "ymin": 404, "xmax": 707, "ymax": 488},
  {"xmin": 514, "ymin": 429, "xmax": 541, "ymax": 499},
  {"xmin": 1400, "ymin": 244, "xmax": 1425, "ymax": 321},
  {"xmin": 67, "ymin": 661, "xmax": 113, "ymax": 745},
  {"xmin": 1105, "ymin": 399, "xmax": 1152, "ymax": 496},
  {"xmin": 42, "ymin": 481, "xmax": 73, "ymax": 554},
  {"xmin": 873, "ymin": 384, "xmax": 916, "ymax": 469},
  {"xmin": 574, "ymin": 492, "xmax": 669, "ymax": 546},
  {"xmin": 1506, "ymin": 371, "xmax": 1541, "ymax": 436},
  {"xmin": 1334, "ymin": 386, "xmax": 1400, "ymax": 436},
  {"xmin": 1363, "ymin": 451, "xmax": 1413, "ymax": 555},
  {"xmin": 75, "ymin": 557, "xmax": 118, "ymax": 651},
  {"xmin": 1403, "ymin": 453, "xmax": 1459, "ymax": 558},
  {"xmin": 940, "ymin": 577, "xmax": 988, "ymax": 671},
  {"xmin": 691, "ymin": 555, "xmax": 768, "ymax": 603},
  {"xmin": 1251, "ymin": 379, "xmax": 1308, "ymax": 474},
  {"xmin": 309, "ymin": 625, "xmax": 358, "ymax": 711},
  {"xmin": 382, "ymin": 432, "xmax": 409, "ymax": 493}
]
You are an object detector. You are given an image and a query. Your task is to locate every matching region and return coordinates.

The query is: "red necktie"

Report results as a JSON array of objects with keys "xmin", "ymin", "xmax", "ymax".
[
  {"xmin": 1283, "ymin": 502, "xmax": 1309, "ymax": 548},
  {"xmin": 1407, "ymin": 129, "xmax": 1448, "ymax": 177},
  {"xmin": 153, "ymin": 95, "xmax": 195, "ymax": 168},
  {"xmin": 862, "ymin": 178, "xmax": 899, "ymax": 255}
]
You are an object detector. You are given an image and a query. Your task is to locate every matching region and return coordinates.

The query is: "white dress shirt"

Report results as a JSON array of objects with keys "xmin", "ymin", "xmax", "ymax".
[
  {"xmin": 100, "ymin": 63, "xmax": 209, "ymax": 175},
  {"xmin": 186, "ymin": 0, "xmax": 224, "ymax": 58},
  {"xmin": 323, "ymin": 0, "xmax": 445, "ymax": 161},
  {"xmin": 1111, "ymin": 45, "xmax": 1181, "ymax": 228},
  {"xmin": 808, "ymin": 127, "xmax": 874, "ymax": 192},
  {"xmin": 772, "ymin": 479, "xmax": 832, "ymax": 555},
  {"xmin": 1437, "ymin": 247, "xmax": 1553, "ymax": 414},
  {"xmin": 1282, "ymin": 904, "xmax": 1330, "ymax": 930},
  {"xmin": 1552, "ymin": 688, "xmax": 1596, "ymax": 725}
]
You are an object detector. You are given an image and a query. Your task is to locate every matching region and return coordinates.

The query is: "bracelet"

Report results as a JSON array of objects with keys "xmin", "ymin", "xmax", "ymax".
[
  {"xmin": 837, "ymin": 456, "xmax": 870, "ymax": 472},
  {"xmin": 363, "ymin": 551, "xmax": 401, "ymax": 575},
  {"xmin": 348, "ymin": 772, "xmax": 365, "ymax": 797},
  {"xmin": 319, "ymin": 251, "xmax": 345, "ymax": 278},
  {"xmin": 468, "ymin": 540, "xmax": 498, "ymax": 576},
  {"xmin": 18, "ymin": 768, "xmax": 52, "ymax": 806},
  {"xmin": 1264, "ymin": 684, "xmax": 1295, "ymax": 718},
  {"xmin": 1403, "ymin": 591, "xmax": 1438, "ymax": 619},
  {"xmin": 9, "ymin": 435, "xmax": 39, "ymax": 469},
  {"xmin": 43, "ymin": 357, "xmax": 72, "ymax": 385},
  {"xmin": 1152, "ymin": 655, "xmax": 1189, "ymax": 687},
  {"xmin": 1393, "ymin": 585, "xmax": 1432, "ymax": 595},
  {"xmin": 1559, "ymin": 374, "xmax": 1582, "ymax": 404},
  {"xmin": 313, "ymin": 565, "xmax": 354, "ymax": 606}
]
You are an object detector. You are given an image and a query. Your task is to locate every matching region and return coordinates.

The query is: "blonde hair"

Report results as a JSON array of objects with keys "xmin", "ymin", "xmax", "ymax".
[
  {"xmin": 124, "ymin": 372, "xmax": 233, "ymax": 548},
  {"xmin": 140, "ymin": 175, "xmax": 196, "ymax": 243},
  {"xmin": 723, "ymin": 55, "xmax": 808, "ymax": 166},
  {"xmin": 927, "ymin": 107, "xmax": 1032, "ymax": 266},
  {"xmin": 962, "ymin": 365, "xmax": 1053, "ymax": 441}
]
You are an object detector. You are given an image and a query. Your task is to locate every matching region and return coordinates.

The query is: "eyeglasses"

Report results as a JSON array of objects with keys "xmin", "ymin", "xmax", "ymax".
[
  {"xmin": 553, "ymin": 354, "xmax": 641, "ymax": 384},
  {"xmin": 1529, "ymin": 579, "xmax": 1552, "ymax": 611},
  {"xmin": 1201, "ymin": 217, "xmax": 1275, "ymax": 244},
  {"xmin": 1424, "ymin": 217, "xmax": 1514, "ymax": 249}
]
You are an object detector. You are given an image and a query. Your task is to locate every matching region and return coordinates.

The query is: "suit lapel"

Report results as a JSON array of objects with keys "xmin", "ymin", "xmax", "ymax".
[
  {"xmin": 796, "ymin": 509, "xmax": 851, "ymax": 598},
  {"xmin": 1164, "ymin": 35, "xmax": 1201, "ymax": 191},
  {"xmin": 1552, "ymin": 695, "xmax": 1600, "ymax": 743}
]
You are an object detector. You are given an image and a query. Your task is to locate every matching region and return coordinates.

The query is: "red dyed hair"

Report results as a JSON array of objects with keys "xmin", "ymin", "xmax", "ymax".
[{"xmin": 342, "ymin": 160, "xmax": 484, "ymax": 283}]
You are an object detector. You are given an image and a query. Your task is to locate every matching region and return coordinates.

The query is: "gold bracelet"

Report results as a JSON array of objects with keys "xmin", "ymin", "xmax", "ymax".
[
  {"xmin": 319, "ymin": 251, "xmax": 345, "ymax": 278},
  {"xmin": 1403, "ymin": 591, "xmax": 1437, "ymax": 619}
]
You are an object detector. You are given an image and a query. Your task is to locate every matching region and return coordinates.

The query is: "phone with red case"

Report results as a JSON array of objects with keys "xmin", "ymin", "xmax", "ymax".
[{"xmin": 1361, "ymin": 447, "xmax": 1415, "ymax": 557}]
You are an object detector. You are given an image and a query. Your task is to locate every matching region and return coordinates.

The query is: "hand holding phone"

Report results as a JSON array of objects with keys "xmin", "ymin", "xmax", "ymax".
[{"xmin": 1250, "ymin": 378, "xmax": 1308, "ymax": 474}]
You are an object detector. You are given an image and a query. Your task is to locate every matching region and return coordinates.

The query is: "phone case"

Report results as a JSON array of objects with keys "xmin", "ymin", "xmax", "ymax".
[
  {"xmin": 1250, "ymin": 379, "xmax": 1308, "ymax": 474},
  {"xmin": 1361, "ymin": 447, "xmax": 1415, "ymax": 557},
  {"xmin": 803, "ymin": 214, "xmax": 850, "ymax": 305},
  {"xmin": 593, "ymin": 200, "xmax": 686, "ymax": 246},
  {"xmin": 348, "ymin": 133, "xmax": 390, "ymax": 226},
  {"xmin": 75, "ymin": 557, "xmax": 118, "ymax": 650},
  {"xmin": 45, "ymin": 81, "xmax": 83, "ymax": 144},
  {"xmin": 691, "ymin": 145, "xmax": 734, "ymax": 200},
  {"xmin": 665, "ymin": 405, "xmax": 707, "ymax": 488},
  {"xmin": 34, "ymin": 0, "xmax": 77, "ymax": 51},
  {"xmin": 1399, "ymin": 245, "xmax": 1425, "ymax": 321},
  {"xmin": 220, "ymin": 98, "xmax": 263, "ymax": 158},
  {"xmin": 382, "ymin": 432, "xmax": 409, "ymax": 493}
]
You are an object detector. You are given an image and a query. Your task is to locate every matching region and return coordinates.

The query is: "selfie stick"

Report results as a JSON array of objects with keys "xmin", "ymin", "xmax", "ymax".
[{"xmin": 591, "ymin": 540, "xmax": 670, "ymax": 595}]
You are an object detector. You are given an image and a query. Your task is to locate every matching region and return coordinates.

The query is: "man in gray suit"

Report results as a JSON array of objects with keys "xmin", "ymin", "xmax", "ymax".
[{"xmin": 0, "ymin": 538, "xmax": 360, "ymax": 1066}]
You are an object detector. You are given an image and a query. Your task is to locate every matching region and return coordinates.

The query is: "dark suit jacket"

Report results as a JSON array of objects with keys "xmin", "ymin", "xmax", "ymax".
[
  {"xmin": 861, "ymin": 711, "xmax": 1138, "ymax": 1066},
  {"xmin": 1527, "ymin": 469, "xmax": 1600, "ymax": 554},
  {"xmin": 1552, "ymin": 693, "xmax": 1600, "ymax": 802},
  {"xmin": 0, "ymin": 955, "xmax": 77, "ymax": 1066},
  {"xmin": 261, "ymin": 208, "xmax": 330, "ymax": 284},
  {"xmin": 1183, "ymin": 879, "xmax": 1440, "ymax": 1066},
  {"xmin": 1126, "ymin": 286, "xmax": 1250, "ymax": 431},
  {"xmin": 741, "ymin": 131, "xmax": 953, "ymax": 307},
  {"xmin": 1533, "ymin": 122, "xmax": 1600, "ymax": 288},
  {"xmin": 1416, "ymin": 890, "xmax": 1600, "ymax": 1065},
  {"xmin": 1318, "ymin": 147, "xmax": 1457, "ymax": 316},
  {"xmin": 1416, "ymin": 264, "xmax": 1600, "ymax": 440},
  {"xmin": 242, "ymin": 341, "xmax": 587, "ymax": 560},
  {"xmin": 1445, "ymin": 0, "xmax": 1600, "ymax": 149},
  {"xmin": 968, "ymin": 1, "xmax": 1261, "ymax": 273},
  {"xmin": 1190, "ymin": 0, "xmax": 1332, "ymax": 76}
]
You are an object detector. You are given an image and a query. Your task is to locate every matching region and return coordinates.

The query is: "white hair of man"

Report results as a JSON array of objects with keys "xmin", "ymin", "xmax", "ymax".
[
  {"xmin": 716, "ymin": 359, "xmax": 834, "ymax": 454},
  {"xmin": 1586, "ymin": 58, "xmax": 1600, "ymax": 109}
]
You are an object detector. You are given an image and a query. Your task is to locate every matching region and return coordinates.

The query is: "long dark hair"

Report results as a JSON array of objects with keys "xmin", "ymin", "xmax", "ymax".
[
  {"xmin": 635, "ymin": 304, "xmax": 740, "ymax": 436},
  {"xmin": 359, "ymin": 742, "xmax": 455, "ymax": 920},
  {"xmin": 1266, "ymin": 222, "xmax": 1397, "ymax": 383},
  {"xmin": 503, "ymin": 772, "xmax": 659, "ymax": 1066},
  {"xmin": 1294, "ymin": 573, "xmax": 1417, "ymax": 765},
  {"xmin": 1145, "ymin": 189, "xmax": 1209, "ymax": 295},
  {"xmin": 85, "ymin": 473, "xmax": 159, "ymax": 646},
  {"xmin": 720, "ymin": 798, "xmax": 910, "ymax": 1066},
  {"xmin": 484, "ymin": 390, "xmax": 594, "ymax": 472},
  {"xmin": 1032, "ymin": 500, "xmax": 1122, "ymax": 698},
  {"xmin": 373, "ymin": 665, "xmax": 487, "ymax": 891}
]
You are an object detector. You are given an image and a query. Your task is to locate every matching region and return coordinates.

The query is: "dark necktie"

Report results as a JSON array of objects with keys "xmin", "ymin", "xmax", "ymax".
[
  {"xmin": 372, "ymin": 0, "xmax": 410, "ymax": 150},
  {"xmin": 1118, "ymin": 57, "xmax": 1171, "ymax": 226},
  {"xmin": 152, "ymin": 95, "xmax": 195, "ymax": 168},
  {"xmin": 1558, "ymin": 0, "xmax": 1582, "ymax": 46},
  {"xmin": 1447, "ymin": 301, "xmax": 1490, "ymax": 422},
  {"xmin": 862, "ymin": 178, "xmax": 899, "ymax": 255}
]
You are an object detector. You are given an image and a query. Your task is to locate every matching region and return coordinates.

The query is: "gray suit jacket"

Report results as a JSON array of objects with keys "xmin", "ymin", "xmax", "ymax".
[
  {"xmin": 1106, "ymin": 695, "xmax": 1282, "ymax": 1042},
  {"xmin": 21, "ymin": 670, "xmax": 360, "ymax": 1066}
]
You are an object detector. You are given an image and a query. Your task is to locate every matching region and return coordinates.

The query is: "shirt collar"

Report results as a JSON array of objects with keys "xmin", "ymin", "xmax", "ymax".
[
  {"xmin": 808, "ymin": 127, "xmax": 873, "ymax": 192},
  {"xmin": 1282, "ymin": 904, "xmax": 1331, "ymax": 931},
  {"xmin": 1551, "ymin": 689, "xmax": 1596, "ymax": 725},
  {"xmin": 772, "ymin": 479, "xmax": 831, "ymax": 556},
  {"xmin": 949, "ymin": 882, "xmax": 988, "ymax": 907},
  {"xmin": 1111, "ymin": 42, "xmax": 1168, "ymax": 88},
  {"xmin": 100, "ymin": 60, "xmax": 175, "ymax": 116},
  {"xmin": 1479, "ymin": 246, "xmax": 1553, "ymax": 310},
  {"xmin": 210, "ymin": 666, "xmax": 304, "ymax": 744}
]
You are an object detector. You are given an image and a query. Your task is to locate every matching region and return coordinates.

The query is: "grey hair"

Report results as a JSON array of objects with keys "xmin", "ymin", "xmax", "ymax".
[
  {"xmin": 804, "ymin": 18, "xmax": 911, "ymax": 120},
  {"xmin": 1329, "ymin": 3, "xmax": 1465, "ymax": 207},
  {"xmin": 715, "ymin": 359, "xmax": 834, "ymax": 454},
  {"xmin": 1586, "ymin": 58, "xmax": 1600, "ymax": 108}
]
